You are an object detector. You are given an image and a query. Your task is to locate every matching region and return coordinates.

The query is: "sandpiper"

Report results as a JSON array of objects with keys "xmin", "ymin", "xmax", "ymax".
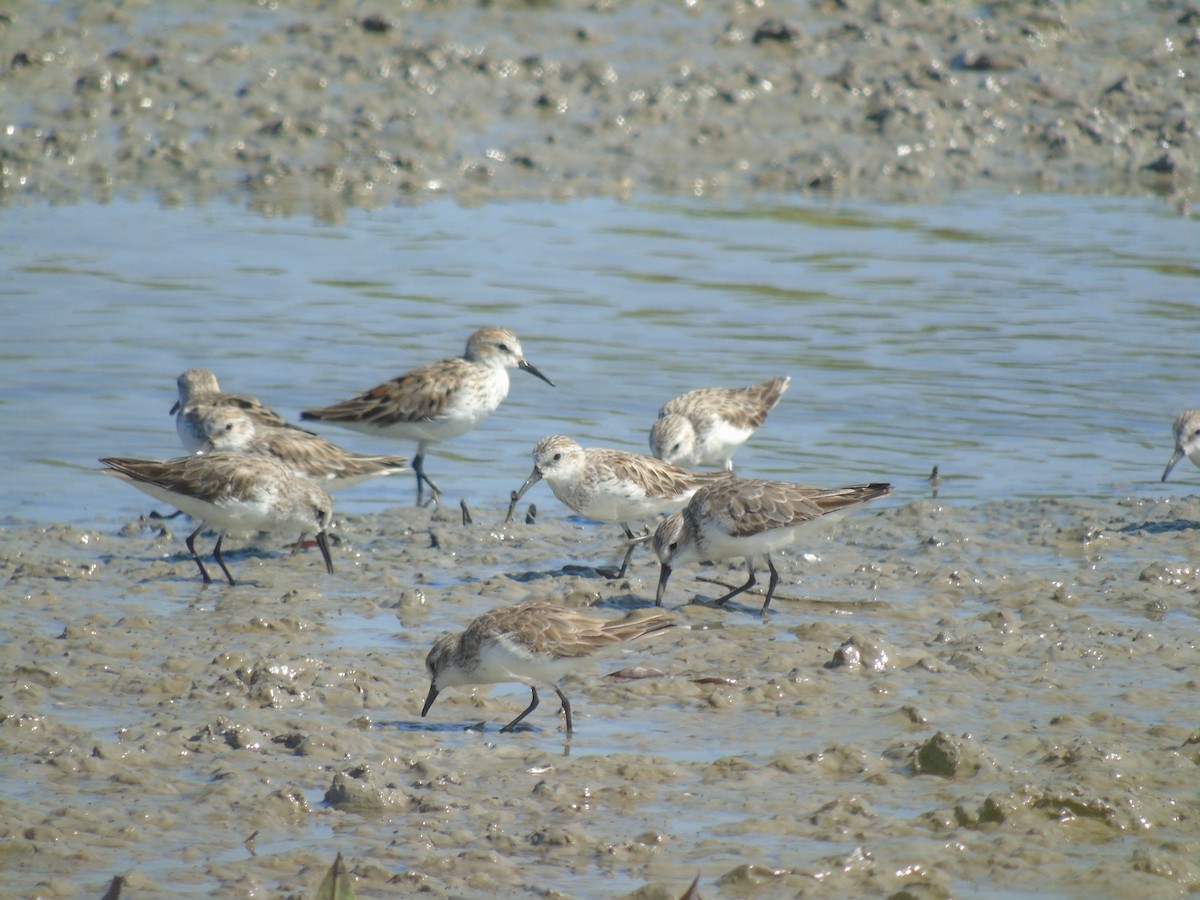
[
  {"xmin": 653, "ymin": 477, "xmax": 892, "ymax": 614},
  {"xmin": 650, "ymin": 376, "xmax": 790, "ymax": 471},
  {"xmin": 171, "ymin": 367, "xmax": 309, "ymax": 454},
  {"xmin": 927, "ymin": 465, "xmax": 943, "ymax": 498},
  {"xmin": 421, "ymin": 601, "xmax": 674, "ymax": 734},
  {"xmin": 510, "ymin": 435, "xmax": 729, "ymax": 578},
  {"xmin": 301, "ymin": 327, "xmax": 554, "ymax": 506},
  {"xmin": 189, "ymin": 403, "xmax": 408, "ymax": 492},
  {"xmin": 100, "ymin": 452, "xmax": 335, "ymax": 585},
  {"xmin": 1162, "ymin": 409, "xmax": 1200, "ymax": 482}
]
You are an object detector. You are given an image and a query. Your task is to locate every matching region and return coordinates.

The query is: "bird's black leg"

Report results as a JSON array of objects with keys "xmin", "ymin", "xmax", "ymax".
[
  {"xmin": 413, "ymin": 451, "xmax": 442, "ymax": 508},
  {"xmin": 211, "ymin": 531, "xmax": 236, "ymax": 586},
  {"xmin": 185, "ymin": 524, "xmax": 212, "ymax": 584},
  {"xmin": 500, "ymin": 685, "xmax": 540, "ymax": 732},
  {"xmin": 613, "ymin": 523, "xmax": 639, "ymax": 578},
  {"xmin": 760, "ymin": 554, "xmax": 781, "ymax": 614},
  {"xmin": 554, "ymin": 686, "xmax": 573, "ymax": 734},
  {"xmin": 600, "ymin": 524, "xmax": 651, "ymax": 580},
  {"xmin": 714, "ymin": 560, "xmax": 756, "ymax": 606}
]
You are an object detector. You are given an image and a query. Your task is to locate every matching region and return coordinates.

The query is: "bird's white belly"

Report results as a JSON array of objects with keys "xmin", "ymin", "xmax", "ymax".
[
  {"xmin": 550, "ymin": 473, "xmax": 694, "ymax": 523},
  {"xmin": 368, "ymin": 372, "xmax": 509, "ymax": 444},
  {"xmin": 472, "ymin": 637, "xmax": 582, "ymax": 686},
  {"xmin": 695, "ymin": 422, "xmax": 754, "ymax": 465},
  {"xmin": 701, "ymin": 520, "xmax": 809, "ymax": 562}
]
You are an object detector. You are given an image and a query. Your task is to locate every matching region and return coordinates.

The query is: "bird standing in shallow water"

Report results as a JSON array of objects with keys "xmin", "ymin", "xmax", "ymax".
[
  {"xmin": 650, "ymin": 376, "xmax": 790, "ymax": 471},
  {"xmin": 653, "ymin": 478, "xmax": 892, "ymax": 614},
  {"xmin": 422, "ymin": 601, "xmax": 674, "ymax": 734},
  {"xmin": 301, "ymin": 327, "xmax": 554, "ymax": 507}
]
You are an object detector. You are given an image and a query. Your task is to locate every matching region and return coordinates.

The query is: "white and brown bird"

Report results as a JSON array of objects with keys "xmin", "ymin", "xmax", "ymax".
[
  {"xmin": 301, "ymin": 327, "xmax": 554, "ymax": 506},
  {"xmin": 1162, "ymin": 409, "xmax": 1200, "ymax": 482},
  {"xmin": 100, "ymin": 453, "xmax": 335, "ymax": 586},
  {"xmin": 650, "ymin": 376, "xmax": 790, "ymax": 471},
  {"xmin": 653, "ymin": 478, "xmax": 892, "ymax": 614},
  {"xmin": 509, "ymin": 435, "xmax": 730, "ymax": 578},
  {"xmin": 189, "ymin": 404, "xmax": 408, "ymax": 492},
  {"xmin": 422, "ymin": 601, "xmax": 674, "ymax": 734},
  {"xmin": 171, "ymin": 367, "xmax": 311, "ymax": 454}
]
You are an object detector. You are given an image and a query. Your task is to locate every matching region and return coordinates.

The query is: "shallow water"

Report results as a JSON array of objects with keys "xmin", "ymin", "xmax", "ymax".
[
  {"xmin": 3, "ymin": 193, "xmax": 1197, "ymax": 527},
  {"xmin": 3, "ymin": 194, "xmax": 1200, "ymax": 899}
]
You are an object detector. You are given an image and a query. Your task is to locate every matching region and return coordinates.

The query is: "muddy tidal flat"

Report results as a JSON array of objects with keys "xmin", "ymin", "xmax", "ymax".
[
  {"xmin": 0, "ymin": 0, "xmax": 1197, "ymax": 214},
  {"xmin": 3, "ymin": 491, "xmax": 1200, "ymax": 897}
]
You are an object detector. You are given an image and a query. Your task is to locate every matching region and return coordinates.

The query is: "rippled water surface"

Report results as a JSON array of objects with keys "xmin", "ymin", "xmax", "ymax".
[{"xmin": 4, "ymin": 193, "xmax": 1197, "ymax": 526}]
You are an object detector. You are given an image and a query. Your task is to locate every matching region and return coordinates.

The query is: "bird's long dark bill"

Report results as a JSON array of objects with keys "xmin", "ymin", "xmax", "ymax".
[
  {"xmin": 421, "ymin": 683, "xmax": 439, "ymax": 717},
  {"xmin": 1162, "ymin": 449, "xmax": 1184, "ymax": 483},
  {"xmin": 315, "ymin": 531, "xmax": 334, "ymax": 575},
  {"xmin": 518, "ymin": 359, "xmax": 555, "ymax": 387},
  {"xmin": 655, "ymin": 564, "xmax": 672, "ymax": 607},
  {"xmin": 169, "ymin": 400, "xmax": 180, "ymax": 414},
  {"xmin": 512, "ymin": 468, "xmax": 543, "ymax": 504}
]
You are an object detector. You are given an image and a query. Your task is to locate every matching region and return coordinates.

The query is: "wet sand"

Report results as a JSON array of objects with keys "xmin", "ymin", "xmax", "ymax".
[
  {"xmin": 0, "ymin": 0, "xmax": 1196, "ymax": 216},
  {"xmin": 3, "ymin": 0, "xmax": 1200, "ymax": 896},
  {"xmin": 4, "ymin": 490, "xmax": 1200, "ymax": 896}
]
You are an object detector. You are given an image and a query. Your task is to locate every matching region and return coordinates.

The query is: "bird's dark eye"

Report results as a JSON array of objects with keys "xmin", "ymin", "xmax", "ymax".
[
  {"xmin": 669, "ymin": 541, "xmax": 678, "ymax": 552},
  {"xmin": 498, "ymin": 343, "xmax": 510, "ymax": 352},
  {"xmin": 671, "ymin": 443, "xmax": 681, "ymax": 453},
  {"xmin": 553, "ymin": 452, "xmax": 562, "ymax": 461}
]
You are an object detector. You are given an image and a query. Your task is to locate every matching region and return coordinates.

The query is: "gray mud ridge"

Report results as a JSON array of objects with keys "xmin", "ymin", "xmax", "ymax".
[{"xmin": 1, "ymin": 0, "xmax": 1196, "ymax": 217}]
